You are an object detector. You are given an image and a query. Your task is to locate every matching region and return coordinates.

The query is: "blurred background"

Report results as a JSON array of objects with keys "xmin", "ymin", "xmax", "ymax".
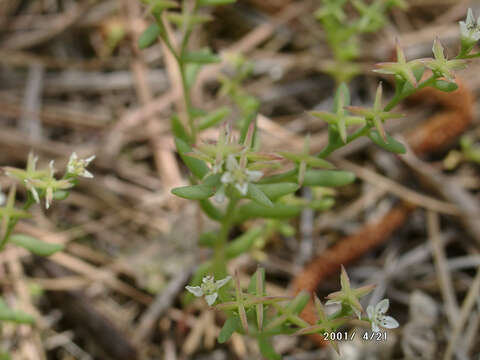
[{"xmin": 1, "ymin": 0, "xmax": 480, "ymax": 359}]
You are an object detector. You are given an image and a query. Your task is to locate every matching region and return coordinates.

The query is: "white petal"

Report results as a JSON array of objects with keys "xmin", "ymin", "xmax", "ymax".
[
  {"xmin": 366, "ymin": 305, "xmax": 374, "ymax": 319},
  {"xmin": 185, "ymin": 286, "xmax": 204, "ymax": 297},
  {"xmin": 0, "ymin": 191, "xmax": 5, "ymax": 206},
  {"xmin": 49, "ymin": 160, "xmax": 56, "ymax": 177},
  {"xmin": 85, "ymin": 155, "xmax": 96, "ymax": 164},
  {"xmin": 460, "ymin": 22, "xmax": 468, "ymax": 37},
  {"xmin": 81, "ymin": 170, "xmax": 94, "ymax": 179},
  {"xmin": 215, "ymin": 276, "xmax": 231, "ymax": 289},
  {"xmin": 28, "ymin": 184, "xmax": 40, "ymax": 204},
  {"xmin": 246, "ymin": 170, "xmax": 263, "ymax": 182},
  {"xmin": 235, "ymin": 183, "xmax": 248, "ymax": 196},
  {"xmin": 325, "ymin": 299, "xmax": 340, "ymax": 306},
  {"xmin": 467, "ymin": 8, "xmax": 475, "ymax": 25},
  {"xmin": 376, "ymin": 299, "xmax": 389, "ymax": 315},
  {"xmin": 221, "ymin": 172, "xmax": 233, "ymax": 184},
  {"xmin": 205, "ymin": 292, "xmax": 218, "ymax": 306},
  {"xmin": 226, "ymin": 155, "xmax": 238, "ymax": 171},
  {"xmin": 371, "ymin": 322, "xmax": 381, "ymax": 333},
  {"xmin": 379, "ymin": 315, "xmax": 399, "ymax": 329}
]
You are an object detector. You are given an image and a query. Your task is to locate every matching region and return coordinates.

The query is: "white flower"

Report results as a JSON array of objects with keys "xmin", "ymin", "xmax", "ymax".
[
  {"xmin": 367, "ymin": 299, "xmax": 399, "ymax": 333},
  {"xmin": 67, "ymin": 152, "xmax": 95, "ymax": 178},
  {"xmin": 220, "ymin": 155, "xmax": 263, "ymax": 196},
  {"xmin": 460, "ymin": 8, "xmax": 480, "ymax": 42},
  {"xmin": 185, "ymin": 275, "xmax": 231, "ymax": 306}
]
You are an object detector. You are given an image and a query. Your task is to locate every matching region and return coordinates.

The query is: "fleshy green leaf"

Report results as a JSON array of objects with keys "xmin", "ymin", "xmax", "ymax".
[
  {"xmin": 53, "ymin": 190, "xmax": 69, "ymax": 200},
  {"xmin": 258, "ymin": 337, "xmax": 281, "ymax": 360},
  {"xmin": 174, "ymin": 137, "xmax": 209, "ymax": 179},
  {"xmin": 218, "ymin": 314, "xmax": 240, "ymax": 343},
  {"xmin": 197, "ymin": 107, "xmax": 231, "ymax": 130},
  {"xmin": 309, "ymin": 197, "xmax": 335, "ymax": 211},
  {"xmin": 138, "ymin": 23, "xmax": 161, "ymax": 49},
  {"xmin": 166, "ymin": 13, "xmax": 212, "ymax": 27},
  {"xmin": 368, "ymin": 130, "xmax": 406, "ymax": 154},
  {"xmin": 256, "ymin": 183, "xmax": 299, "ymax": 201},
  {"xmin": 182, "ymin": 50, "xmax": 221, "ymax": 64},
  {"xmin": 10, "ymin": 234, "xmax": 63, "ymax": 256},
  {"xmin": 199, "ymin": 0, "xmax": 236, "ymax": 6},
  {"xmin": 171, "ymin": 184, "xmax": 215, "ymax": 200},
  {"xmin": 301, "ymin": 170, "xmax": 355, "ymax": 187},
  {"xmin": 198, "ymin": 231, "xmax": 217, "ymax": 247},
  {"xmin": 433, "ymin": 79, "xmax": 458, "ymax": 92},
  {"xmin": 247, "ymin": 184, "xmax": 273, "ymax": 208},
  {"xmin": 235, "ymin": 203, "xmax": 301, "ymax": 222},
  {"xmin": 226, "ymin": 227, "xmax": 262, "ymax": 259},
  {"xmin": 199, "ymin": 199, "xmax": 223, "ymax": 221}
]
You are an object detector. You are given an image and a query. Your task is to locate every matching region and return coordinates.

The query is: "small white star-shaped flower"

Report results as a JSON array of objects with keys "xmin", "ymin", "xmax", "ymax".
[
  {"xmin": 220, "ymin": 155, "xmax": 263, "ymax": 196},
  {"xmin": 460, "ymin": 8, "xmax": 480, "ymax": 42},
  {"xmin": 67, "ymin": 152, "xmax": 95, "ymax": 178},
  {"xmin": 185, "ymin": 275, "xmax": 231, "ymax": 306},
  {"xmin": 367, "ymin": 299, "xmax": 399, "ymax": 333}
]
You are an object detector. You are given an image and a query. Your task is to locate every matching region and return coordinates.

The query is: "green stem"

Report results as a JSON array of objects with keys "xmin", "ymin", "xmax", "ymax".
[
  {"xmin": 178, "ymin": 0, "xmax": 199, "ymax": 143},
  {"xmin": 0, "ymin": 197, "xmax": 35, "ymax": 251},
  {"xmin": 317, "ymin": 125, "xmax": 371, "ymax": 159},
  {"xmin": 384, "ymin": 75, "xmax": 437, "ymax": 112},
  {"xmin": 213, "ymin": 196, "xmax": 238, "ymax": 277}
]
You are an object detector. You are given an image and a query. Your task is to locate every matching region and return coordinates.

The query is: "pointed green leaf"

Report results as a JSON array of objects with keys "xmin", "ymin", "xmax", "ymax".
[
  {"xmin": 248, "ymin": 267, "xmax": 265, "ymax": 295},
  {"xmin": 287, "ymin": 291, "xmax": 310, "ymax": 315},
  {"xmin": 10, "ymin": 234, "xmax": 63, "ymax": 256},
  {"xmin": 171, "ymin": 115, "xmax": 191, "ymax": 143},
  {"xmin": 171, "ymin": 184, "xmax": 215, "ymax": 200},
  {"xmin": 256, "ymin": 183, "xmax": 299, "ymax": 201},
  {"xmin": 334, "ymin": 83, "xmax": 351, "ymax": 111},
  {"xmin": 138, "ymin": 23, "xmax": 161, "ymax": 49},
  {"xmin": 247, "ymin": 184, "xmax": 273, "ymax": 208},
  {"xmin": 218, "ymin": 314, "xmax": 240, "ymax": 343},
  {"xmin": 368, "ymin": 130, "xmax": 406, "ymax": 154},
  {"xmin": 174, "ymin": 137, "xmax": 209, "ymax": 179}
]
